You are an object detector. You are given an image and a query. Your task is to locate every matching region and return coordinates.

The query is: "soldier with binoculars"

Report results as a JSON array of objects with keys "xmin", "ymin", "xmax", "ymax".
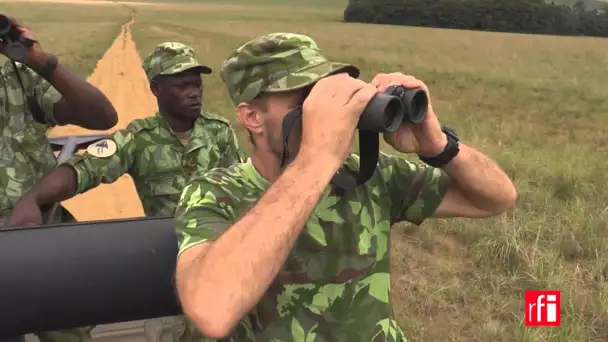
[
  {"xmin": 172, "ymin": 32, "xmax": 519, "ymax": 341},
  {"xmin": 0, "ymin": 14, "xmax": 117, "ymax": 342},
  {"xmin": 0, "ymin": 14, "xmax": 118, "ymax": 226}
]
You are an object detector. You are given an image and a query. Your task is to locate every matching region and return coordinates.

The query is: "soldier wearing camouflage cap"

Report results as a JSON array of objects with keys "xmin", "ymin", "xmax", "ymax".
[
  {"xmin": 0, "ymin": 15, "xmax": 118, "ymax": 342},
  {"xmin": 173, "ymin": 33, "xmax": 518, "ymax": 341},
  {"xmin": 5, "ymin": 42, "xmax": 246, "ymax": 340},
  {"xmin": 0, "ymin": 17, "xmax": 118, "ymax": 227}
]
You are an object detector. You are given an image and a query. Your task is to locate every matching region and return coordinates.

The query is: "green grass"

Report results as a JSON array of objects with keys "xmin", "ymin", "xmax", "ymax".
[
  {"xmin": 129, "ymin": 2, "xmax": 608, "ymax": 341},
  {"xmin": 0, "ymin": 2, "xmax": 131, "ymax": 76}
]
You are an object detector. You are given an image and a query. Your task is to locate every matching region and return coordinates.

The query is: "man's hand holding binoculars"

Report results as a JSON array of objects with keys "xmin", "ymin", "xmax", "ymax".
[
  {"xmin": 298, "ymin": 73, "xmax": 378, "ymax": 170},
  {"xmin": 0, "ymin": 15, "xmax": 51, "ymax": 72},
  {"xmin": 298, "ymin": 71, "xmax": 449, "ymax": 169},
  {"xmin": 371, "ymin": 72, "xmax": 448, "ymax": 158}
]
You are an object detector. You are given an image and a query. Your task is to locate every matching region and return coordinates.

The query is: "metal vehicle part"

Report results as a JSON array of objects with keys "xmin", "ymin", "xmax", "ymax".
[{"xmin": 1, "ymin": 135, "xmax": 186, "ymax": 341}]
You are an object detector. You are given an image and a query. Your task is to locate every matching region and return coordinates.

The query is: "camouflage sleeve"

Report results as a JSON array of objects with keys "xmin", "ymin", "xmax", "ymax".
[
  {"xmin": 17, "ymin": 62, "xmax": 64, "ymax": 127},
  {"xmin": 378, "ymin": 152, "xmax": 451, "ymax": 225},
  {"xmin": 174, "ymin": 175, "xmax": 235, "ymax": 257},
  {"xmin": 218, "ymin": 124, "xmax": 246, "ymax": 167},
  {"xmin": 59, "ymin": 130, "xmax": 136, "ymax": 195}
]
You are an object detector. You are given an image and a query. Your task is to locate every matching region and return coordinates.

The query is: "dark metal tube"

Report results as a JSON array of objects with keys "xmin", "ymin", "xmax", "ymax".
[{"xmin": 0, "ymin": 216, "xmax": 182, "ymax": 336}]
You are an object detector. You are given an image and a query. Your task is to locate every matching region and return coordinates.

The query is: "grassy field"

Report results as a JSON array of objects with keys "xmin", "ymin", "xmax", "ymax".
[
  {"xmin": 0, "ymin": 2, "xmax": 131, "ymax": 76},
  {"xmin": 3, "ymin": 0, "xmax": 608, "ymax": 340}
]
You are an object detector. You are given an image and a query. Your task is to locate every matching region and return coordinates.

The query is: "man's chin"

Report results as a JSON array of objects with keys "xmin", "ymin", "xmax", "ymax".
[{"xmin": 183, "ymin": 107, "xmax": 202, "ymax": 118}]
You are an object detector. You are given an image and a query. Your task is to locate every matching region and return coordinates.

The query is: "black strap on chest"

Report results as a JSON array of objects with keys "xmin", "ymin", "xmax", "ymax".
[
  {"xmin": 10, "ymin": 60, "xmax": 47, "ymax": 125},
  {"xmin": 280, "ymin": 106, "xmax": 379, "ymax": 192}
]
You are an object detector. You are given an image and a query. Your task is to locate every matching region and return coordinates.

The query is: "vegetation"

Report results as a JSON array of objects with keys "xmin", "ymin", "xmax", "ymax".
[
  {"xmin": 2, "ymin": 0, "xmax": 607, "ymax": 340},
  {"xmin": 344, "ymin": 0, "xmax": 608, "ymax": 37}
]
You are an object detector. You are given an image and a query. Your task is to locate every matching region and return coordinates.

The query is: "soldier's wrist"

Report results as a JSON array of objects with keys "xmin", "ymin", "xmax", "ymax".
[
  {"xmin": 17, "ymin": 190, "xmax": 41, "ymax": 209},
  {"xmin": 26, "ymin": 52, "xmax": 58, "ymax": 79}
]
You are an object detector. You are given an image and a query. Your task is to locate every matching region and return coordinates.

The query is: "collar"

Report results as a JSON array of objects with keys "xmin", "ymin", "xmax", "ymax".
[
  {"xmin": 242, "ymin": 157, "xmax": 270, "ymax": 190},
  {"xmin": 153, "ymin": 111, "xmax": 209, "ymax": 153}
]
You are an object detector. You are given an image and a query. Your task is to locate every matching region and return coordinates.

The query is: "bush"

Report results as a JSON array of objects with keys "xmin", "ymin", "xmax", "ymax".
[{"xmin": 343, "ymin": 0, "xmax": 608, "ymax": 37}]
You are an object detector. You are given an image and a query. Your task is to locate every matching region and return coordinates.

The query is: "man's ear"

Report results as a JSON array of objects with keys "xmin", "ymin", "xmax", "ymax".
[
  {"xmin": 150, "ymin": 79, "xmax": 160, "ymax": 97},
  {"xmin": 236, "ymin": 102, "xmax": 264, "ymax": 136}
]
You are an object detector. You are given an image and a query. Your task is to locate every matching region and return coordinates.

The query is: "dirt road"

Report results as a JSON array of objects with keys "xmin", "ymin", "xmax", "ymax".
[{"xmin": 49, "ymin": 14, "xmax": 158, "ymax": 221}]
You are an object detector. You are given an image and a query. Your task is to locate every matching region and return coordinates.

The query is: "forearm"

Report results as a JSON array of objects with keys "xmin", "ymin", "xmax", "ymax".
[
  {"xmin": 182, "ymin": 154, "xmax": 338, "ymax": 336},
  {"xmin": 22, "ymin": 166, "xmax": 78, "ymax": 207},
  {"xmin": 28, "ymin": 53, "xmax": 118, "ymax": 129},
  {"xmin": 441, "ymin": 143, "xmax": 517, "ymax": 213}
]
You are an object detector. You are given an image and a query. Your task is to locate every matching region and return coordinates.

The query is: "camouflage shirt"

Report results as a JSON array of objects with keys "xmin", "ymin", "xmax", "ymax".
[
  {"xmin": 0, "ymin": 60, "xmax": 66, "ymax": 220},
  {"xmin": 61, "ymin": 111, "xmax": 244, "ymax": 217},
  {"xmin": 174, "ymin": 152, "xmax": 451, "ymax": 341}
]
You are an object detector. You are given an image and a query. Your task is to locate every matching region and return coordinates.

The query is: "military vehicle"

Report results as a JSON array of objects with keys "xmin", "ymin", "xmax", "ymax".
[{"xmin": 0, "ymin": 134, "xmax": 185, "ymax": 342}]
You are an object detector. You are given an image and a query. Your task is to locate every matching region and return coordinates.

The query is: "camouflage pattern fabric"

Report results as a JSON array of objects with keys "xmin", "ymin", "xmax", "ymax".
[
  {"xmin": 55, "ymin": 41, "xmax": 240, "ymax": 342},
  {"xmin": 142, "ymin": 42, "xmax": 212, "ymax": 82},
  {"xmin": 60, "ymin": 110, "xmax": 244, "ymax": 217},
  {"xmin": 0, "ymin": 60, "xmax": 79, "ymax": 341},
  {"xmin": 60, "ymin": 41, "xmax": 242, "ymax": 217},
  {"xmin": 0, "ymin": 60, "xmax": 75, "ymax": 223},
  {"xmin": 175, "ymin": 153, "xmax": 450, "ymax": 341},
  {"xmin": 171, "ymin": 316, "xmax": 255, "ymax": 342},
  {"xmin": 220, "ymin": 32, "xmax": 360, "ymax": 106}
]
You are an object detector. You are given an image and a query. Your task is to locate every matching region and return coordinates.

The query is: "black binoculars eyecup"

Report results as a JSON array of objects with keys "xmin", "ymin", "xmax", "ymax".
[
  {"xmin": 0, "ymin": 14, "xmax": 33, "ymax": 62},
  {"xmin": 0, "ymin": 14, "xmax": 13, "ymax": 37},
  {"xmin": 357, "ymin": 85, "xmax": 428, "ymax": 133},
  {"xmin": 399, "ymin": 86, "xmax": 428, "ymax": 125},
  {"xmin": 357, "ymin": 93, "xmax": 405, "ymax": 133}
]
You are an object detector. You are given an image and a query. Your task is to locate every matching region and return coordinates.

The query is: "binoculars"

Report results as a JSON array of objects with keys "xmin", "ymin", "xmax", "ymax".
[
  {"xmin": 358, "ymin": 85, "xmax": 428, "ymax": 132},
  {"xmin": 0, "ymin": 14, "xmax": 31, "ymax": 61}
]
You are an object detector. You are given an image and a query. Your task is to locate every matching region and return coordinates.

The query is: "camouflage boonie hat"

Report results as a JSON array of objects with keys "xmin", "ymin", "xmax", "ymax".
[
  {"xmin": 142, "ymin": 42, "xmax": 212, "ymax": 82},
  {"xmin": 220, "ymin": 32, "xmax": 360, "ymax": 106}
]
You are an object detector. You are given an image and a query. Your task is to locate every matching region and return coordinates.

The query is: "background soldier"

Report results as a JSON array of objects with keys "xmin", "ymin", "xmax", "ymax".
[
  {"xmin": 0, "ymin": 16, "xmax": 118, "ymax": 227},
  {"xmin": 6, "ymin": 41, "xmax": 244, "ymax": 225},
  {"xmin": 5, "ymin": 42, "xmax": 245, "ymax": 341},
  {"xmin": 0, "ymin": 14, "xmax": 118, "ymax": 342}
]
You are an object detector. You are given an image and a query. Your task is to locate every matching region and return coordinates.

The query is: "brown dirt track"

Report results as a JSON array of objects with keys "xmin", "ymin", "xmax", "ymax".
[{"xmin": 41, "ymin": 4, "xmax": 159, "ymax": 221}]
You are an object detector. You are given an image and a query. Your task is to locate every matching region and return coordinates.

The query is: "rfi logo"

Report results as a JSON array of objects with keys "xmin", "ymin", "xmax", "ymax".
[{"xmin": 525, "ymin": 290, "xmax": 561, "ymax": 326}]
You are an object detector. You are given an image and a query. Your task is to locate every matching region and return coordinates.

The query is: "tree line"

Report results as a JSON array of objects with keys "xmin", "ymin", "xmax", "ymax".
[{"xmin": 343, "ymin": 0, "xmax": 608, "ymax": 37}]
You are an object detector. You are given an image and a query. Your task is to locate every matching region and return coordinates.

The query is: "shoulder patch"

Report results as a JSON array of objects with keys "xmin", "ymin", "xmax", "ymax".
[
  {"xmin": 201, "ymin": 111, "xmax": 231, "ymax": 125},
  {"xmin": 127, "ymin": 116, "xmax": 161, "ymax": 133},
  {"xmin": 87, "ymin": 139, "xmax": 117, "ymax": 158}
]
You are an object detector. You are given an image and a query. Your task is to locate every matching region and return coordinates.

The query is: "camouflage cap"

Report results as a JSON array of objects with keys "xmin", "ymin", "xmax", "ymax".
[
  {"xmin": 220, "ymin": 32, "xmax": 360, "ymax": 106},
  {"xmin": 142, "ymin": 42, "xmax": 212, "ymax": 82}
]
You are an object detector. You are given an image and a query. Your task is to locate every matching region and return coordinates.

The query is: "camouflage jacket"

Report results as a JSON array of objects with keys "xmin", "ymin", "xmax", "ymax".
[
  {"xmin": 174, "ymin": 152, "xmax": 451, "ymax": 341},
  {"xmin": 0, "ymin": 60, "xmax": 71, "ymax": 221},
  {"xmin": 60, "ymin": 111, "xmax": 245, "ymax": 217}
]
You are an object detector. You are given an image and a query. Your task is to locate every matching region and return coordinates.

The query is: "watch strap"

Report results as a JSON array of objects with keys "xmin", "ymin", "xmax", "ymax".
[
  {"xmin": 38, "ymin": 54, "xmax": 58, "ymax": 80},
  {"xmin": 418, "ymin": 125, "xmax": 460, "ymax": 168}
]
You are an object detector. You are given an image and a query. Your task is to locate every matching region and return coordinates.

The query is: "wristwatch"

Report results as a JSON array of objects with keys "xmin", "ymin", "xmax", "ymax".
[
  {"xmin": 37, "ymin": 54, "xmax": 58, "ymax": 80},
  {"xmin": 418, "ymin": 124, "xmax": 460, "ymax": 168}
]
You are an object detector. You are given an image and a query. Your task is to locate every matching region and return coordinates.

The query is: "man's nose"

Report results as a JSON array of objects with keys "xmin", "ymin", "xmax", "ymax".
[{"xmin": 187, "ymin": 87, "xmax": 201, "ymax": 99}]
